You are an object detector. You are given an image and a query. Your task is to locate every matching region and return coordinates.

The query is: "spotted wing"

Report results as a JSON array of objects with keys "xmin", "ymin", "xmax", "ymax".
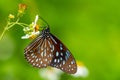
[
  {"xmin": 24, "ymin": 35, "xmax": 54, "ymax": 68},
  {"xmin": 49, "ymin": 33, "xmax": 77, "ymax": 74}
]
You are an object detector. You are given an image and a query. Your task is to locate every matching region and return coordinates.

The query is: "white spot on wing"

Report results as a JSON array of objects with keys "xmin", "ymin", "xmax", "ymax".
[
  {"xmin": 49, "ymin": 54, "xmax": 52, "ymax": 57},
  {"xmin": 33, "ymin": 63, "xmax": 35, "ymax": 66},
  {"xmin": 56, "ymin": 51, "xmax": 59, "ymax": 56},
  {"xmin": 54, "ymin": 59, "xmax": 57, "ymax": 63},
  {"xmin": 31, "ymin": 60, "xmax": 34, "ymax": 63},
  {"xmin": 39, "ymin": 58, "xmax": 41, "ymax": 61},
  {"xmin": 60, "ymin": 57, "xmax": 63, "ymax": 61},
  {"xmin": 28, "ymin": 59, "xmax": 31, "ymax": 61},
  {"xmin": 44, "ymin": 58, "xmax": 47, "ymax": 61},
  {"xmin": 44, "ymin": 64, "xmax": 46, "ymax": 66},
  {"xmin": 47, "ymin": 40, "xmax": 51, "ymax": 48},
  {"xmin": 63, "ymin": 60, "xmax": 65, "ymax": 65},
  {"xmin": 41, "ymin": 51, "xmax": 43, "ymax": 57},
  {"xmin": 51, "ymin": 45, "xmax": 54, "ymax": 52},
  {"xmin": 31, "ymin": 53, "xmax": 34, "ymax": 56},
  {"xmin": 40, "ymin": 61, "xmax": 43, "ymax": 64},
  {"xmin": 60, "ymin": 53, "xmax": 63, "ymax": 56},
  {"xmin": 71, "ymin": 68, "xmax": 74, "ymax": 70},
  {"xmin": 32, "ymin": 55, "xmax": 35, "ymax": 58},
  {"xmin": 71, "ymin": 60, "xmax": 75, "ymax": 64},
  {"xmin": 60, "ymin": 44, "xmax": 63, "ymax": 50},
  {"xmin": 41, "ymin": 47, "xmax": 43, "ymax": 50},
  {"xmin": 36, "ymin": 58, "xmax": 38, "ymax": 62},
  {"xmin": 69, "ymin": 65, "xmax": 71, "ymax": 67},
  {"xmin": 60, "ymin": 64, "xmax": 62, "ymax": 67},
  {"xmin": 58, "ymin": 59, "xmax": 60, "ymax": 63},
  {"xmin": 36, "ymin": 64, "xmax": 39, "ymax": 66},
  {"xmin": 44, "ymin": 50, "xmax": 46, "ymax": 56}
]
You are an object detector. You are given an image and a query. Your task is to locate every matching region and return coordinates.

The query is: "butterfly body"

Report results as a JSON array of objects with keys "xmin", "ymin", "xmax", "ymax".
[{"xmin": 25, "ymin": 27, "xmax": 77, "ymax": 74}]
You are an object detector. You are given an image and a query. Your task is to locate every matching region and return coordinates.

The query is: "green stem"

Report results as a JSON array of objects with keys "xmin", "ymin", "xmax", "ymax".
[
  {"xmin": 17, "ymin": 22, "xmax": 29, "ymax": 27},
  {"xmin": 7, "ymin": 18, "xmax": 20, "ymax": 30},
  {"xmin": 16, "ymin": 23, "xmax": 25, "ymax": 28},
  {"xmin": 0, "ymin": 28, "xmax": 7, "ymax": 40},
  {"xmin": 0, "ymin": 18, "xmax": 20, "ymax": 40}
]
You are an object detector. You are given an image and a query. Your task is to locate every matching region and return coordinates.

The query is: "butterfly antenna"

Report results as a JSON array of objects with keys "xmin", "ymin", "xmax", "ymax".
[{"xmin": 39, "ymin": 16, "xmax": 49, "ymax": 29}]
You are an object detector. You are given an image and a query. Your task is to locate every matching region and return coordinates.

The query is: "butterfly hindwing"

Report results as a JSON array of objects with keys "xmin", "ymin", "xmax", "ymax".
[{"xmin": 49, "ymin": 34, "xmax": 77, "ymax": 74}]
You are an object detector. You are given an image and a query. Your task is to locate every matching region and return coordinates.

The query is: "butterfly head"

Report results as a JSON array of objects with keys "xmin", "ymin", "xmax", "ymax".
[{"xmin": 42, "ymin": 27, "xmax": 50, "ymax": 34}]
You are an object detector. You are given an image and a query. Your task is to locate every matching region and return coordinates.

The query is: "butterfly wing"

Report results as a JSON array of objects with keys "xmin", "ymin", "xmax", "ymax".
[
  {"xmin": 24, "ymin": 27, "xmax": 77, "ymax": 74},
  {"xmin": 49, "ymin": 33, "xmax": 77, "ymax": 74},
  {"xmin": 24, "ymin": 34, "xmax": 54, "ymax": 68}
]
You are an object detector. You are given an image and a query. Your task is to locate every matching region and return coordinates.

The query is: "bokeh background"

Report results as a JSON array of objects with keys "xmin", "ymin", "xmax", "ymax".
[{"xmin": 0, "ymin": 0, "xmax": 120, "ymax": 80}]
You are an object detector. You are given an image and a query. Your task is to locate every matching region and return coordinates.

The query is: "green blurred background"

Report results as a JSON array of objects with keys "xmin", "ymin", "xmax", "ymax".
[{"xmin": 0, "ymin": 0, "xmax": 120, "ymax": 80}]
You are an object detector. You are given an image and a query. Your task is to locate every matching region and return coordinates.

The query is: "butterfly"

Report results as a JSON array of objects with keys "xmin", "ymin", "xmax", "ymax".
[{"xmin": 24, "ymin": 26, "xmax": 77, "ymax": 74}]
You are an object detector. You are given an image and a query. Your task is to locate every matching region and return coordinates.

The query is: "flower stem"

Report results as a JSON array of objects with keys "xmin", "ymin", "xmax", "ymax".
[
  {"xmin": 0, "ymin": 28, "xmax": 6, "ymax": 40},
  {"xmin": 0, "ymin": 18, "xmax": 20, "ymax": 40},
  {"xmin": 16, "ymin": 22, "xmax": 29, "ymax": 27},
  {"xmin": 7, "ymin": 18, "xmax": 20, "ymax": 30}
]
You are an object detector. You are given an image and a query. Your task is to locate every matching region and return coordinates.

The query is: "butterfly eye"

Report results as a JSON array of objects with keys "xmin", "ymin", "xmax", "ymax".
[{"xmin": 25, "ymin": 27, "xmax": 77, "ymax": 74}]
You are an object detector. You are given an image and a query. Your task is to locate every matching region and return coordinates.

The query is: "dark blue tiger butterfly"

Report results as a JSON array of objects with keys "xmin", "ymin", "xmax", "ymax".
[{"xmin": 24, "ymin": 21, "xmax": 77, "ymax": 74}]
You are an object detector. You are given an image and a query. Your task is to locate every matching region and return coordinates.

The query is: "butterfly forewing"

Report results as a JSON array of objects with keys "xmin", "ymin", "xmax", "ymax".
[
  {"xmin": 49, "ymin": 34, "xmax": 77, "ymax": 74},
  {"xmin": 24, "ymin": 34, "xmax": 53, "ymax": 68}
]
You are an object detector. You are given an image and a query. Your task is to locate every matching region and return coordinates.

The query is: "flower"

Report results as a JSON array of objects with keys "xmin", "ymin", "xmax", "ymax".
[
  {"xmin": 8, "ymin": 14, "xmax": 15, "ymax": 19},
  {"xmin": 39, "ymin": 67, "xmax": 63, "ymax": 80},
  {"xmin": 18, "ymin": 3, "xmax": 27, "ymax": 14},
  {"xmin": 21, "ymin": 15, "xmax": 40, "ymax": 39},
  {"xmin": 72, "ymin": 61, "xmax": 89, "ymax": 78},
  {"xmin": 21, "ymin": 31, "xmax": 40, "ymax": 39},
  {"xmin": 33, "ymin": 15, "xmax": 39, "ymax": 28}
]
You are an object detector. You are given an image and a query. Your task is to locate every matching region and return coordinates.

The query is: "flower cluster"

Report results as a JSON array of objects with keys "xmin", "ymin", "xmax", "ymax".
[
  {"xmin": 0, "ymin": 3, "xmax": 27, "ymax": 40},
  {"xmin": 18, "ymin": 4, "xmax": 27, "ymax": 17},
  {"xmin": 8, "ymin": 14, "xmax": 15, "ymax": 19},
  {"xmin": 0, "ymin": 3, "xmax": 41, "ymax": 40},
  {"xmin": 21, "ymin": 15, "xmax": 40, "ymax": 39},
  {"xmin": 39, "ymin": 68, "xmax": 63, "ymax": 80}
]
